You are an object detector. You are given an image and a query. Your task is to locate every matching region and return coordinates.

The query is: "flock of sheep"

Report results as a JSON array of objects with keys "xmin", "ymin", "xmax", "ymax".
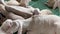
[{"xmin": 0, "ymin": 0, "xmax": 60, "ymax": 34}]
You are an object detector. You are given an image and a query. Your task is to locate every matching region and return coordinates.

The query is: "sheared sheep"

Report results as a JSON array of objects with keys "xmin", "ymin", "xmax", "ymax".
[
  {"xmin": 0, "ymin": 19, "xmax": 13, "ymax": 34},
  {"xmin": 26, "ymin": 11, "xmax": 60, "ymax": 34},
  {"xmin": 0, "ymin": 19, "xmax": 23, "ymax": 34}
]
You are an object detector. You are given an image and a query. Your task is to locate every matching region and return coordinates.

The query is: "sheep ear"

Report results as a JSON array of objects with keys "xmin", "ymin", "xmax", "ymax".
[{"xmin": 33, "ymin": 9, "xmax": 39, "ymax": 15}]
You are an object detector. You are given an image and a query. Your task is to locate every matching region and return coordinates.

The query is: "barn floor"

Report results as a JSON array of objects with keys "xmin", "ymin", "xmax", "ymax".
[{"xmin": 5, "ymin": 0, "xmax": 60, "ymax": 34}]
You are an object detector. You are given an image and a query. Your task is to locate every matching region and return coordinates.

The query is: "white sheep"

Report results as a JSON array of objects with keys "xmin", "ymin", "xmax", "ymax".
[
  {"xmin": 26, "ymin": 11, "xmax": 60, "ymax": 34},
  {"xmin": 0, "ymin": 19, "xmax": 23, "ymax": 34},
  {"xmin": 0, "ymin": 19, "xmax": 13, "ymax": 34},
  {"xmin": 6, "ymin": 19, "xmax": 20, "ymax": 34}
]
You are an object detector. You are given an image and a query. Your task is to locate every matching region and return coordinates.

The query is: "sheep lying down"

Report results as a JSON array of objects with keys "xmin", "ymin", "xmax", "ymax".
[
  {"xmin": 5, "ymin": 5, "xmax": 53, "ymax": 19},
  {"xmin": 13, "ymin": 9, "xmax": 53, "ymax": 34},
  {"xmin": 0, "ymin": 19, "xmax": 23, "ymax": 34},
  {"xmin": 0, "ymin": 16, "xmax": 31, "ymax": 34},
  {"xmin": 0, "ymin": 19, "xmax": 13, "ymax": 34},
  {"xmin": 5, "ymin": 6, "xmax": 33, "ymax": 19},
  {"xmin": 26, "ymin": 15, "xmax": 60, "ymax": 34}
]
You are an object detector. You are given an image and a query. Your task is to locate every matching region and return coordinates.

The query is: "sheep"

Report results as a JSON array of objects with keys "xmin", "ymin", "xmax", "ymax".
[
  {"xmin": 0, "ymin": 19, "xmax": 23, "ymax": 34},
  {"xmin": 11, "ymin": 9, "xmax": 53, "ymax": 34},
  {"xmin": 5, "ymin": 18, "xmax": 32, "ymax": 34},
  {"xmin": 26, "ymin": 11, "xmax": 60, "ymax": 34},
  {"xmin": 5, "ymin": 6, "xmax": 34, "ymax": 19},
  {"xmin": 6, "ymin": 19, "xmax": 20, "ymax": 34},
  {"xmin": 0, "ymin": 19, "xmax": 13, "ymax": 34}
]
